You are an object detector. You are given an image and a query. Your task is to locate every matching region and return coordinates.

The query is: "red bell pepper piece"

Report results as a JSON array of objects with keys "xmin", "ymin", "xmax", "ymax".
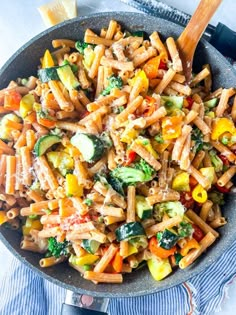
[
  {"xmin": 185, "ymin": 96, "xmax": 194, "ymax": 110},
  {"xmin": 125, "ymin": 151, "xmax": 137, "ymax": 166},
  {"xmin": 215, "ymin": 183, "xmax": 230, "ymax": 193},
  {"xmin": 218, "ymin": 154, "xmax": 230, "ymax": 166},
  {"xmin": 192, "ymin": 224, "xmax": 204, "ymax": 242},
  {"xmin": 158, "ymin": 60, "xmax": 168, "ymax": 70},
  {"xmin": 180, "ymin": 191, "xmax": 195, "ymax": 209},
  {"xmin": 4, "ymin": 90, "xmax": 22, "ymax": 111}
]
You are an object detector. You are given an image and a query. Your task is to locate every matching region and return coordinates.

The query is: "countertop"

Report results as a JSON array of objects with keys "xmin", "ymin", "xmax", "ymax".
[{"xmin": 0, "ymin": 1, "xmax": 236, "ymax": 314}]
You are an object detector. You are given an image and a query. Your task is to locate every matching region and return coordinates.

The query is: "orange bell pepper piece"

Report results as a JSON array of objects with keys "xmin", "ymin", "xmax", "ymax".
[
  {"xmin": 143, "ymin": 56, "xmax": 161, "ymax": 79},
  {"xmin": 149, "ymin": 236, "xmax": 176, "ymax": 259},
  {"xmin": 4, "ymin": 90, "xmax": 22, "ymax": 111},
  {"xmin": 162, "ymin": 116, "xmax": 183, "ymax": 140},
  {"xmin": 111, "ymin": 251, "xmax": 123, "ymax": 273}
]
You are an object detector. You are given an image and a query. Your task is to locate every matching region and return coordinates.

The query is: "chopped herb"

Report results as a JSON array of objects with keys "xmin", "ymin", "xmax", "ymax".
[
  {"xmin": 191, "ymin": 127, "xmax": 204, "ymax": 153},
  {"xmin": 101, "ymin": 75, "xmax": 123, "ymax": 96},
  {"xmin": 83, "ymin": 264, "xmax": 92, "ymax": 271},
  {"xmin": 75, "ymin": 40, "xmax": 95, "ymax": 54},
  {"xmin": 47, "ymin": 237, "xmax": 70, "ymax": 258}
]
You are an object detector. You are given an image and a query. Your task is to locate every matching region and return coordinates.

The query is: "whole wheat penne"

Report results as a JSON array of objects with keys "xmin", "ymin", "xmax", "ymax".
[
  {"xmin": 166, "ymin": 37, "xmax": 183, "ymax": 72},
  {"xmin": 39, "ymin": 256, "xmax": 66, "ymax": 267},
  {"xmin": 210, "ymin": 141, "xmax": 236, "ymax": 162},
  {"xmin": 100, "ymin": 56, "xmax": 134, "ymax": 72},
  {"xmin": 94, "ymin": 243, "xmax": 118, "ymax": 273},
  {"xmin": 5, "ymin": 156, "xmax": 16, "ymax": 195},
  {"xmin": 199, "ymin": 200, "xmax": 213, "ymax": 222},
  {"xmin": 154, "ymin": 68, "xmax": 176, "ymax": 94},
  {"xmin": 84, "ymin": 271, "xmax": 123, "ymax": 283},
  {"xmin": 146, "ymin": 216, "xmax": 182, "ymax": 238},
  {"xmin": 126, "ymin": 186, "xmax": 136, "ymax": 223},
  {"xmin": 217, "ymin": 166, "xmax": 236, "ymax": 187},
  {"xmin": 172, "ymin": 125, "xmax": 192, "ymax": 161},
  {"xmin": 189, "ymin": 165, "xmax": 211, "ymax": 189},
  {"xmin": 146, "ymin": 188, "xmax": 180, "ymax": 206}
]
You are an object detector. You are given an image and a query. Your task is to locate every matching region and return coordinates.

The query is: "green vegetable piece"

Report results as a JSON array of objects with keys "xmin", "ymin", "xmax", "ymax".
[
  {"xmin": 154, "ymin": 134, "xmax": 164, "ymax": 144},
  {"xmin": 75, "ymin": 40, "xmax": 94, "ymax": 54},
  {"xmin": 48, "ymin": 237, "xmax": 70, "ymax": 258},
  {"xmin": 134, "ymin": 159, "xmax": 155, "ymax": 181},
  {"xmin": 158, "ymin": 229, "xmax": 179, "ymax": 249},
  {"xmin": 107, "ymin": 175, "xmax": 125, "ymax": 196},
  {"xmin": 83, "ymin": 264, "xmax": 92, "ymax": 271},
  {"xmin": 82, "ymin": 239, "xmax": 101, "ymax": 254},
  {"xmin": 84, "ymin": 198, "xmax": 93, "ymax": 206},
  {"xmin": 70, "ymin": 133, "xmax": 104, "ymax": 162},
  {"xmin": 115, "ymin": 222, "xmax": 146, "ymax": 242},
  {"xmin": 208, "ymin": 191, "xmax": 225, "ymax": 205},
  {"xmin": 135, "ymin": 195, "xmax": 153, "ymax": 219},
  {"xmin": 34, "ymin": 135, "xmax": 61, "ymax": 157},
  {"xmin": 174, "ymin": 253, "xmax": 183, "ymax": 265},
  {"xmin": 161, "ymin": 96, "xmax": 183, "ymax": 114},
  {"xmin": 155, "ymin": 201, "xmax": 185, "ymax": 219},
  {"xmin": 56, "ymin": 65, "xmax": 80, "ymax": 91},
  {"xmin": 204, "ymin": 98, "xmax": 218, "ymax": 108},
  {"xmin": 38, "ymin": 67, "xmax": 60, "ymax": 82},
  {"xmin": 111, "ymin": 167, "xmax": 146, "ymax": 185},
  {"xmin": 191, "ymin": 127, "xmax": 204, "ymax": 153},
  {"xmin": 62, "ymin": 59, "xmax": 78, "ymax": 73},
  {"xmin": 128, "ymin": 236, "xmax": 148, "ymax": 249},
  {"xmin": 177, "ymin": 222, "xmax": 193, "ymax": 238},
  {"xmin": 209, "ymin": 150, "xmax": 223, "ymax": 172},
  {"xmin": 147, "ymin": 257, "xmax": 172, "ymax": 281},
  {"xmin": 101, "ymin": 75, "xmax": 123, "ymax": 96}
]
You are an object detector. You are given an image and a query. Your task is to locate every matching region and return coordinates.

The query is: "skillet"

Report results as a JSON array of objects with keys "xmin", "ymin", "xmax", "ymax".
[{"xmin": 0, "ymin": 10, "xmax": 236, "ymax": 313}]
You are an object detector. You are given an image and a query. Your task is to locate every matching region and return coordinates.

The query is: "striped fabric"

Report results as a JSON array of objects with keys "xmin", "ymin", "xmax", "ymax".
[{"xmin": 0, "ymin": 240, "xmax": 236, "ymax": 315}]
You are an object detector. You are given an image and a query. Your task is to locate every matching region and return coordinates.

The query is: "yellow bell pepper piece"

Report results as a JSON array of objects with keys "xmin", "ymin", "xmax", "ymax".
[
  {"xmin": 47, "ymin": 151, "xmax": 74, "ymax": 176},
  {"xmin": 122, "ymin": 243, "xmax": 139, "ymax": 258},
  {"xmin": 70, "ymin": 254, "xmax": 99, "ymax": 266},
  {"xmin": 162, "ymin": 116, "xmax": 183, "ymax": 140},
  {"xmin": 147, "ymin": 257, "xmax": 172, "ymax": 281},
  {"xmin": 136, "ymin": 138, "xmax": 158, "ymax": 158},
  {"xmin": 172, "ymin": 172, "xmax": 190, "ymax": 191},
  {"xmin": 128, "ymin": 70, "xmax": 149, "ymax": 93},
  {"xmin": 42, "ymin": 49, "xmax": 55, "ymax": 68},
  {"xmin": 83, "ymin": 47, "xmax": 95, "ymax": 71},
  {"xmin": 23, "ymin": 218, "xmax": 43, "ymax": 235},
  {"xmin": 199, "ymin": 167, "xmax": 215, "ymax": 189},
  {"xmin": 192, "ymin": 184, "xmax": 207, "ymax": 203},
  {"xmin": 0, "ymin": 211, "xmax": 8, "ymax": 225},
  {"xmin": 65, "ymin": 174, "xmax": 83, "ymax": 197},
  {"xmin": 180, "ymin": 238, "xmax": 200, "ymax": 256},
  {"xmin": 120, "ymin": 127, "xmax": 139, "ymax": 144},
  {"xmin": 211, "ymin": 118, "xmax": 235, "ymax": 140},
  {"xmin": 151, "ymin": 139, "xmax": 171, "ymax": 154},
  {"xmin": 19, "ymin": 94, "xmax": 35, "ymax": 118}
]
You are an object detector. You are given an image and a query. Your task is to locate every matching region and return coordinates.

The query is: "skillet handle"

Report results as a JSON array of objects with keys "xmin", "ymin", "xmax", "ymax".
[
  {"xmin": 61, "ymin": 303, "xmax": 108, "ymax": 315},
  {"xmin": 61, "ymin": 291, "xmax": 109, "ymax": 315}
]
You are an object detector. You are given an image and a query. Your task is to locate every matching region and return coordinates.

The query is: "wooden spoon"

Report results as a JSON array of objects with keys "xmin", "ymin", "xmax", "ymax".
[{"xmin": 177, "ymin": 0, "xmax": 222, "ymax": 83}]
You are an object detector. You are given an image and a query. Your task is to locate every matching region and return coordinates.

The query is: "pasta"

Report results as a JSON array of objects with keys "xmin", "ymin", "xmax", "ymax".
[{"xmin": 0, "ymin": 20, "xmax": 234, "ymax": 285}]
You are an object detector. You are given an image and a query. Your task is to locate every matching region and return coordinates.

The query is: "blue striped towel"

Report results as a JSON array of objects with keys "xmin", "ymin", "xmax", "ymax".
[{"xmin": 0, "ymin": 238, "xmax": 236, "ymax": 315}]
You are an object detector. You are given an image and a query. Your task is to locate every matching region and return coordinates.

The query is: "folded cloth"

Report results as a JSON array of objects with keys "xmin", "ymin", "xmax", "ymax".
[{"xmin": 0, "ymin": 239, "xmax": 236, "ymax": 315}]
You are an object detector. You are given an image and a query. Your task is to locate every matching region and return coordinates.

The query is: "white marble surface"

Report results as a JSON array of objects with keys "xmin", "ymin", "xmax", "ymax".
[{"xmin": 1, "ymin": 1, "xmax": 236, "ymax": 314}]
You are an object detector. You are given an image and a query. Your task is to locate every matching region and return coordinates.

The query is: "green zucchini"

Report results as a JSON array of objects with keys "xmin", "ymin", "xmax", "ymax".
[
  {"xmin": 34, "ymin": 135, "xmax": 61, "ymax": 157},
  {"xmin": 115, "ymin": 222, "xmax": 146, "ymax": 242},
  {"xmin": 81, "ymin": 239, "xmax": 100, "ymax": 254},
  {"xmin": 56, "ymin": 65, "xmax": 80, "ymax": 91},
  {"xmin": 161, "ymin": 96, "xmax": 183, "ymax": 114},
  {"xmin": 70, "ymin": 133, "xmax": 104, "ymax": 162},
  {"xmin": 38, "ymin": 67, "xmax": 59, "ymax": 82},
  {"xmin": 135, "ymin": 195, "xmax": 153, "ymax": 219},
  {"xmin": 157, "ymin": 229, "xmax": 179, "ymax": 250},
  {"xmin": 204, "ymin": 98, "xmax": 218, "ymax": 108}
]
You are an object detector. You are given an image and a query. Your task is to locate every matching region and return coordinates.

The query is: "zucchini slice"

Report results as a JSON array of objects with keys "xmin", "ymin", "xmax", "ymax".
[
  {"xmin": 81, "ymin": 239, "xmax": 101, "ymax": 254},
  {"xmin": 158, "ymin": 229, "xmax": 179, "ymax": 250},
  {"xmin": 115, "ymin": 222, "xmax": 146, "ymax": 242},
  {"xmin": 56, "ymin": 65, "xmax": 80, "ymax": 91},
  {"xmin": 70, "ymin": 133, "xmax": 104, "ymax": 162},
  {"xmin": 38, "ymin": 67, "xmax": 60, "ymax": 82},
  {"xmin": 34, "ymin": 135, "xmax": 61, "ymax": 157},
  {"xmin": 135, "ymin": 195, "xmax": 153, "ymax": 219}
]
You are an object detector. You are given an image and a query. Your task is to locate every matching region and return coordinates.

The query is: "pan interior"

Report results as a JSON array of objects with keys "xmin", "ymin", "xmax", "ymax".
[{"xmin": 1, "ymin": 12, "xmax": 236, "ymax": 298}]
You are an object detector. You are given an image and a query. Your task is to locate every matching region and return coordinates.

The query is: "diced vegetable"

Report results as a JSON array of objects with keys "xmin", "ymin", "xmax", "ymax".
[
  {"xmin": 209, "ymin": 150, "xmax": 223, "ymax": 172},
  {"xmin": 129, "ymin": 236, "xmax": 148, "ymax": 249},
  {"xmin": 191, "ymin": 127, "xmax": 204, "ymax": 153},
  {"xmin": 0, "ymin": 113, "xmax": 22, "ymax": 141},
  {"xmin": 34, "ymin": 135, "xmax": 61, "ymax": 157},
  {"xmin": 143, "ymin": 56, "xmax": 161, "ymax": 79},
  {"xmin": 204, "ymin": 98, "xmax": 218, "ymax": 108},
  {"xmin": 111, "ymin": 251, "xmax": 123, "ymax": 272},
  {"xmin": 0, "ymin": 211, "xmax": 8, "ymax": 226},
  {"xmin": 179, "ymin": 191, "xmax": 195, "ymax": 209},
  {"xmin": 155, "ymin": 201, "xmax": 185, "ymax": 219},
  {"xmin": 192, "ymin": 224, "xmax": 205, "ymax": 242},
  {"xmin": 135, "ymin": 137, "xmax": 158, "ymax": 158},
  {"xmin": 161, "ymin": 96, "xmax": 183, "ymax": 114},
  {"xmin": 180, "ymin": 238, "xmax": 200, "ymax": 256},
  {"xmin": 172, "ymin": 172, "xmax": 190, "ymax": 192},
  {"xmin": 75, "ymin": 40, "xmax": 94, "ymax": 55},
  {"xmin": 22, "ymin": 218, "xmax": 43, "ymax": 235},
  {"xmin": 162, "ymin": 116, "xmax": 183, "ymax": 140},
  {"xmin": 4, "ymin": 90, "xmax": 22, "ymax": 111},
  {"xmin": 82, "ymin": 239, "xmax": 101, "ymax": 254},
  {"xmin": 47, "ymin": 151, "xmax": 74, "ymax": 176},
  {"xmin": 128, "ymin": 70, "xmax": 149, "ymax": 94},
  {"xmin": 19, "ymin": 94, "xmax": 35, "ymax": 118},
  {"xmin": 134, "ymin": 159, "xmax": 155, "ymax": 181},
  {"xmin": 101, "ymin": 75, "xmax": 123, "ymax": 96},
  {"xmin": 192, "ymin": 184, "xmax": 207, "ymax": 203},
  {"xmin": 111, "ymin": 167, "xmax": 146, "ymax": 185},
  {"xmin": 208, "ymin": 190, "xmax": 224, "ymax": 205},
  {"xmin": 174, "ymin": 253, "xmax": 183, "ymax": 265},
  {"xmin": 149, "ymin": 236, "xmax": 176, "ymax": 259},
  {"xmin": 135, "ymin": 195, "xmax": 153, "ymax": 219},
  {"xmin": 70, "ymin": 133, "xmax": 104, "ymax": 163},
  {"xmin": 211, "ymin": 118, "xmax": 235, "ymax": 140},
  {"xmin": 115, "ymin": 222, "xmax": 146, "ymax": 242},
  {"xmin": 120, "ymin": 127, "xmax": 139, "ymax": 144},
  {"xmin": 107, "ymin": 175, "xmax": 125, "ymax": 196},
  {"xmin": 200, "ymin": 167, "xmax": 215, "ymax": 188},
  {"xmin": 42, "ymin": 49, "xmax": 55, "ymax": 68},
  {"xmin": 177, "ymin": 221, "xmax": 193, "ymax": 238},
  {"xmin": 56, "ymin": 65, "xmax": 80, "ymax": 91},
  {"xmin": 65, "ymin": 174, "xmax": 83, "ymax": 197},
  {"xmin": 47, "ymin": 237, "xmax": 70, "ymax": 258},
  {"xmin": 147, "ymin": 256, "xmax": 172, "ymax": 281},
  {"xmin": 69, "ymin": 254, "xmax": 99, "ymax": 266},
  {"xmin": 38, "ymin": 67, "xmax": 59, "ymax": 82},
  {"xmin": 83, "ymin": 46, "xmax": 96, "ymax": 71},
  {"xmin": 157, "ymin": 229, "xmax": 179, "ymax": 250},
  {"xmin": 125, "ymin": 150, "xmax": 137, "ymax": 166}
]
